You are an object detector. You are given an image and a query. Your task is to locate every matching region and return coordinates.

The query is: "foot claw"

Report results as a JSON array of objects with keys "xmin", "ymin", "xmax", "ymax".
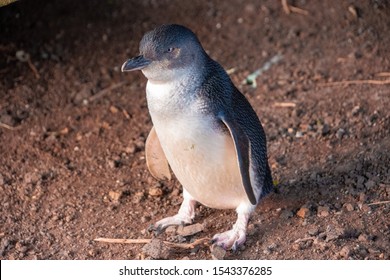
[{"xmin": 212, "ymin": 229, "xmax": 246, "ymax": 250}]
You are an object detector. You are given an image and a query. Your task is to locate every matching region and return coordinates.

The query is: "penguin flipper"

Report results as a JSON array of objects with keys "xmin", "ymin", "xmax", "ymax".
[
  {"xmin": 145, "ymin": 126, "xmax": 171, "ymax": 181},
  {"xmin": 219, "ymin": 114, "xmax": 257, "ymax": 205}
]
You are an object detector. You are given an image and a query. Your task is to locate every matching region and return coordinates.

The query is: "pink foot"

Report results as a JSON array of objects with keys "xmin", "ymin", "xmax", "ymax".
[{"xmin": 212, "ymin": 212, "xmax": 250, "ymax": 250}]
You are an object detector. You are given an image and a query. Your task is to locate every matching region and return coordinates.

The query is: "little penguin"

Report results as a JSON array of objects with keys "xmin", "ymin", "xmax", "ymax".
[{"xmin": 121, "ymin": 24, "xmax": 273, "ymax": 250}]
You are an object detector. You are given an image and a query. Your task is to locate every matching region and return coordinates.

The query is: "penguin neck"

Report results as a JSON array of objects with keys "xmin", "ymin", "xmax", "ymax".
[{"xmin": 145, "ymin": 66, "xmax": 205, "ymax": 118}]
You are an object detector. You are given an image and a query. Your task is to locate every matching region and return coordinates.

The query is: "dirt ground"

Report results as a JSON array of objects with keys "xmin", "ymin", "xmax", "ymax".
[{"xmin": 1, "ymin": 0, "xmax": 389, "ymax": 260}]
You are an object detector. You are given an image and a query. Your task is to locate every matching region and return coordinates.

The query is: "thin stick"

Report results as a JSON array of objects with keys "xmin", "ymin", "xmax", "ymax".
[
  {"xmin": 281, "ymin": 0, "xmax": 291, "ymax": 14},
  {"xmin": 319, "ymin": 79, "xmax": 390, "ymax": 87},
  {"xmin": 367, "ymin": 200, "xmax": 390, "ymax": 206},
  {"xmin": 294, "ymin": 237, "xmax": 316, "ymax": 243},
  {"xmin": 94, "ymin": 237, "xmax": 211, "ymax": 249},
  {"xmin": 0, "ymin": 122, "xmax": 19, "ymax": 130},
  {"xmin": 281, "ymin": 0, "xmax": 309, "ymax": 15},
  {"xmin": 376, "ymin": 72, "xmax": 390, "ymax": 77},
  {"xmin": 27, "ymin": 58, "xmax": 40, "ymax": 79},
  {"xmin": 89, "ymin": 82, "xmax": 127, "ymax": 101},
  {"xmin": 273, "ymin": 102, "xmax": 296, "ymax": 108},
  {"xmin": 289, "ymin": 6, "xmax": 309, "ymax": 15}
]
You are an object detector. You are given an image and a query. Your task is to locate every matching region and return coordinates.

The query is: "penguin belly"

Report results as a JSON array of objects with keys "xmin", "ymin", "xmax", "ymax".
[{"xmin": 152, "ymin": 115, "xmax": 249, "ymax": 209}]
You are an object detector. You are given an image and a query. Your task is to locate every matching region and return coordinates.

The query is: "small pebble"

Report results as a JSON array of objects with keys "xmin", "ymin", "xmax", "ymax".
[
  {"xmin": 317, "ymin": 206, "xmax": 330, "ymax": 217},
  {"xmin": 308, "ymin": 228, "xmax": 320, "ymax": 236},
  {"xmin": 325, "ymin": 225, "xmax": 344, "ymax": 242},
  {"xmin": 339, "ymin": 245, "xmax": 351, "ymax": 258},
  {"xmin": 351, "ymin": 105, "xmax": 361, "ymax": 116},
  {"xmin": 280, "ymin": 209, "xmax": 294, "ymax": 220},
  {"xmin": 336, "ymin": 128, "xmax": 346, "ymax": 139},
  {"xmin": 343, "ymin": 203, "xmax": 354, "ymax": 212},
  {"xmin": 297, "ymin": 207, "xmax": 311, "ymax": 218},
  {"xmin": 364, "ymin": 180, "xmax": 375, "ymax": 189},
  {"xmin": 177, "ymin": 223, "xmax": 204, "ymax": 237},
  {"xmin": 165, "ymin": 226, "xmax": 177, "ymax": 236},
  {"xmin": 108, "ymin": 190, "xmax": 122, "ymax": 202},
  {"xmin": 148, "ymin": 187, "xmax": 163, "ymax": 197},
  {"xmin": 142, "ymin": 239, "xmax": 170, "ymax": 259},
  {"xmin": 210, "ymin": 244, "xmax": 226, "ymax": 260},
  {"xmin": 358, "ymin": 233, "xmax": 368, "ymax": 242}
]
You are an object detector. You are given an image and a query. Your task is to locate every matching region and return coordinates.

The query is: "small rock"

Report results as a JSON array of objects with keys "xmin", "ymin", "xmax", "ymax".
[
  {"xmin": 140, "ymin": 216, "xmax": 151, "ymax": 223},
  {"xmin": 132, "ymin": 191, "xmax": 144, "ymax": 204},
  {"xmin": 142, "ymin": 238, "xmax": 170, "ymax": 259},
  {"xmin": 364, "ymin": 180, "xmax": 376, "ymax": 189},
  {"xmin": 24, "ymin": 172, "xmax": 40, "ymax": 184},
  {"xmin": 292, "ymin": 243, "xmax": 303, "ymax": 251},
  {"xmin": 297, "ymin": 207, "xmax": 311, "ymax": 218},
  {"xmin": 351, "ymin": 105, "xmax": 361, "ymax": 116},
  {"xmin": 148, "ymin": 187, "xmax": 163, "ymax": 197},
  {"xmin": 267, "ymin": 243, "xmax": 278, "ymax": 250},
  {"xmin": 325, "ymin": 225, "xmax": 344, "ymax": 242},
  {"xmin": 210, "ymin": 244, "xmax": 226, "ymax": 260},
  {"xmin": 15, "ymin": 242, "xmax": 28, "ymax": 254},
  {"xmin": 108, "ymin": 160, "xmax": 116, "ymax": 169},
  {"xmin": 280, "ymin": 209, "xmax": 294, "ymax": 220},
  {"xmin": 359, "ymin": 193, "xmax": 367, "ymax": 203},
  {"xmin": 135, "ymin": 139, "xmax": 145, "ymax": 150},
  {"xmin": 125, "ymin": 144, "xmax": 137, "ymax": 154},
  {"xmin": 109, "ymin": 106, "xmax": 119, "ymax": 114},
  {"xmin": 344, "ymin": 203, "xmax": 354, "ymax": 212},
  {"xmin": 165, "ymin": 226, "xmax": 177, "ymax": 236},
  {"xmin": 108, "ymin": 190, "xmax": 122, "ymax": 202},
  {"xmin": 339, "ymin": 245, "xmax": 351, "ymax": 258},
  {"xmin": 336, "ymin": 128, "xmax": 346, "ymax": 139},
  {"xmin": 358, "ymin": 233, "xmax": 368, "ymax": 242},
  {"xmin": 317, "ymin": 206, "xmax": 330, "ymax": 217},
  {"xmin": 177, "ymin": 223, "xmax": 204, "ymax": 237},
  {"xmin": 308, "ymin": 228, "xmax": 320, "ymax": 236},
  {"xmin": 310, "ymin": 172, "xmax": 318, "ymax": 180},
  {"xmin": 295, "ymin": 131, "xmax": 303, "ymax": 138},
  {"xmin": 320, "ymin": 123, "xmax": 330, "ymax": 136},
  {"xmin": 247, "ymin": 224, "xmax": 258, "ymax": 236},
  {"xmin": 263, "ymin": 248, "xmax": 271, "ymax": 255},
  {"xmin": 88, "ymin": 249, "xmax": 98, "ymax": 257}
]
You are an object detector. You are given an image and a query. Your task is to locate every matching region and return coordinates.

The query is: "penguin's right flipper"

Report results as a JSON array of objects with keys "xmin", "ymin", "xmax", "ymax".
[
  {"xmin": 219, "ymin": 114, "xmax": 257, "ymax": 205},
  {"xmin": 145, "ymin": 126, "xmax": 171, "ymax": 181}
]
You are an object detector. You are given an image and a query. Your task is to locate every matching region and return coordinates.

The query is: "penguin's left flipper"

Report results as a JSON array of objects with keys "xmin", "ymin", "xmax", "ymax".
[
  {"xmin": 145, "ymin": 126, "xmax": 171, "ymax": 181},
  {"xmin": 220, "ymin": 114, "xmax": 257, "ymax": 205}
]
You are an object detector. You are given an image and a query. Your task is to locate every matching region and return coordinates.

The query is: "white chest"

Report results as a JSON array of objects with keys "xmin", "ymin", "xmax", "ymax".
[{"xmin": 145, "ymin": 80, "xmax": 248, "ymax": 209}]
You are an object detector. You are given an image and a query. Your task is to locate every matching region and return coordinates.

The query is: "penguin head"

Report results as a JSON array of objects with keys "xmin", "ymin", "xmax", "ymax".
[{"xmin": 122, "ymin": 24, "xmax": 206, "ymax": 82}]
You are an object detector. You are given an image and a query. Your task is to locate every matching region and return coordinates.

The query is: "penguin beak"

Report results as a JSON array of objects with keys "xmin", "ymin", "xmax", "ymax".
[{"xmin": 121, "ymin": 55, "xmax": 151, "ymax": 72}]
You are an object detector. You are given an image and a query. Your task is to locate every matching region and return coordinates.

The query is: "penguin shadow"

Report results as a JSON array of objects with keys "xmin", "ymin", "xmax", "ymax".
[{"xmin": 248, "ymin": 138, "xmax": 389, "ymax": 248}]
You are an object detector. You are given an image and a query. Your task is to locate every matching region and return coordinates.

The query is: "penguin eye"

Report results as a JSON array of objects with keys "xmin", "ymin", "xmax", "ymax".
[{"xmin": 167, "ymin": 47, "xmax": 175, "ymax": 53}]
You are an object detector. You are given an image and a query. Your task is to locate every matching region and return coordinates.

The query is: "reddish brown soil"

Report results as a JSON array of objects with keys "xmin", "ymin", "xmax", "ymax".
[{"xmin": 1, "ymin": 0, "xmax": 389, "ymax": 260}]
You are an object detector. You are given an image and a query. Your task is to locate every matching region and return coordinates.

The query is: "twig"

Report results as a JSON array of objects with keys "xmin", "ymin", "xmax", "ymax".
[
  {"xmin": 27, "ymin": 58, "xmax": 40, "ymax": 79},
  {"xmin": 367, "ymin": 200, "xmax": 390, "ymax": 206},
  {"xmin": 319, "ymin": 79, "xmax": 390, "ymax": 87},
  {"xmin": 94, "ymin": 237, "xmax": 211, "ymax": 249},
  {"xmin": 348, "ymin": 5, "xmax": 358, "ymax": 19},
  {"xmin": 0, "ymin": 122, "xmax": 19, "ymax": 130},
  {"xmin": 376, "ymin": 72, "xmax": 390, "ymax": 77},
  {"xmin": 289, "ymin": 6, "xmax": 309, "ymax": 15},
  {"xmin": 281, "ymin": 0, "xmax": 291, "ymax": 14},
  {"xmin": 281, "ymin": 0, "xmax": 309, "ymax": 15},
  {"xmin": 294, "ymin": 237, "xmax": 316, "ymax": 243},
  {"xmin": 89, "ymin": 81, "xmax": 127, "ymax": 102},
  {"xmin": 243, "ymin": 54, "xmax": 283, "ymax": 88},
  {"xmin": 273, "ymin": 102, "xmax": 296, "ymax": 108},
  {"xmin": 226, "ymin": 68, "xmax": 236, "ymax": 75}
]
